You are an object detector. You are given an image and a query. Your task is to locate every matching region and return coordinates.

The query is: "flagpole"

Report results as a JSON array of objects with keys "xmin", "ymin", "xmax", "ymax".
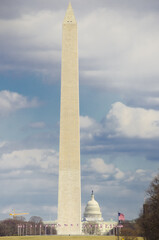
[
  {"xmin": 117, "ymin": 212, "xmax": 119, "ymax": 240},
  {"xmin": 117, "ymin": 212, "xmax": 125, "ymax": 240}
]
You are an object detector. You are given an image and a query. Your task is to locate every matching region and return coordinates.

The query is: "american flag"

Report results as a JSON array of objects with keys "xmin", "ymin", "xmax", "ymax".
[{"xmin": 118, "ymin": 212, "xmax": 125, "ymax": 221}]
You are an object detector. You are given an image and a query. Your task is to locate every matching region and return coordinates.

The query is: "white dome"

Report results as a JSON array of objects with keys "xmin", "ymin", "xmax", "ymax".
[{"xmin": 83, "ymin": 191, "xmax": 103, "ymax": 221}]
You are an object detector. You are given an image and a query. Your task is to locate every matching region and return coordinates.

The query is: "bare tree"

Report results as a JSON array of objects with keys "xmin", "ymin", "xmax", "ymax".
[
  {"xmin": 121, "ymin": 220, "xmax": 139, "ymax": 240},
  {"xmin": 29, "ymin": 216, "xmax": 43, "ymax": 224},
  {"xmin": 0, "ymin": 219, "xmax": 24, "ymax": 236},
  {"xmin": 138, "ymin": 173, "xmax": 159, "ymax": 240},
  {"xmin": 15, "ymin": 216, "xmax": 26, "ymax": 221}
]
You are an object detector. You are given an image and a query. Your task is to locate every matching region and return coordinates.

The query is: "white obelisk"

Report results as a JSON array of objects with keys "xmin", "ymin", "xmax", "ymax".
[{"xmin": 57, "ymin": 2, "xmax": 81, "ymax": 235}]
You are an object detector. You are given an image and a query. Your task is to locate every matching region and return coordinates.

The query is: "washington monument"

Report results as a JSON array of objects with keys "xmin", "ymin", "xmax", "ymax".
[{"xmin": 57, "ymin": 3, "xmax": 81, "ymax": 235}]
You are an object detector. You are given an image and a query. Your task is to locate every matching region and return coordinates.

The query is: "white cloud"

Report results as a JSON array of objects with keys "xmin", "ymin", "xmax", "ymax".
[
  {"xmin": 80, "ymin": 116, "xmax": 96, "ymax": 129},
  {"xmin": 0, "ymin": 141, "xmax": 7, "ymax": 148},
  {"xmin": 106, "ymin": 102, "xmax": 159, "ymax": 139},
  {"xmin": 83, "ymin": 158, "xmax": 125, "ymax": 180},
  {"xmin": 80, "ymin": 115, "xmax": 102, "ymax": 143},
  {"xmin": 136, "ymin": 169, "xmax": 146, "ymax": 175},
  {"xmin": 0, "ymin": 147, "xmax": 59, "ymax": 220},
  {"xmin": 0, "ymin": 90, "xmax": 39, "ymax": 116},
  {"xmin": 0, "ymin": 148, "xmax": 59, "ymax": 173},
  {"xmin": 114, "ymin": 168, "xmax": 125, "ymax": 179},
  {"xmin": 90, "ymin": 158, "xmax": 115, "ymax": 174}
]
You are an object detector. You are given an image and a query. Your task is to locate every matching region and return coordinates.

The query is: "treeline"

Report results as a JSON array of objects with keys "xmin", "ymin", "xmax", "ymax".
[
  {"xmin": 120, "ymin": 220, "xmax": 142, "ymax": 240},
  {"xmin": 119, "ymin": 172, "xmax": 159, "ymax": 240},
  {"xmin": 0, "ymin": 216, "xmax": 57, "ymax": 236},
  {"xmin": 137, "ymin": 173, "xmax": 159, "ymax": 240}
]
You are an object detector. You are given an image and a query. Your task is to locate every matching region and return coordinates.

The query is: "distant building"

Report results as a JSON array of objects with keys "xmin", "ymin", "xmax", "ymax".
[
  {"xmin": 82, "ymin": 191, "xmax": 117, "ymax": 235},
  {"xmin": 83, "ymin": 190, "xmax": 103, "ymax": 222},
  {"xmin": 44, "ymin": 191, "xmax": 117, "ymax": 235}
]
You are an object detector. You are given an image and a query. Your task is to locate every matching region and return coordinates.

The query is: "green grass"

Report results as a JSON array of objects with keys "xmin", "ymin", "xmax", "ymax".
[{"xmin": 0, "ymin": 236, "xmax": 144, "ymax": 240}]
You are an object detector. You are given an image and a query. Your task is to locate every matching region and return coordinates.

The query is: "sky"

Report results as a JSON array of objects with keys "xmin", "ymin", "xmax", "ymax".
[{"xmin": 0, "ymin": 0, "xmax": 159, "ymax": 222}]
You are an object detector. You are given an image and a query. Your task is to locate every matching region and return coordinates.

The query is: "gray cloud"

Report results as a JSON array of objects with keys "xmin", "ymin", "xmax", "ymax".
[
  {"xmin": 1, "ymin": 0, "xmax": 159, "ymax": 97},
  {"xmin": 0, "ymin": 148, "xmax": 59, "ymax": 220},
  {"xmin": 1, "ymin": 0, "xmax": 159, "ymax": 19},
  {"xmin": 80, "ymin": 103, "xmax": 159, "ymax": 163}
]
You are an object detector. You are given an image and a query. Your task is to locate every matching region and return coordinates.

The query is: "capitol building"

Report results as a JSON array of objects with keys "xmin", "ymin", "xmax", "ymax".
[
  {"xmin": 82, "ymin": 191, "xmax": 117, "ymax": 235},
  {"xmin": 44, "ymin": 191, "xmax": 117, "ymax": 235}
]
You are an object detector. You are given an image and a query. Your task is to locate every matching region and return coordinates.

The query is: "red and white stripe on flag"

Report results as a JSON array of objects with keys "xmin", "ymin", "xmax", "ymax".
[
  {"xmin": 117, "ymin": 224, "xmax": 123, "ymax": 228},
  {"xmin": 118, "ymin": 212, "xmax": 125, "ymax": 221}
]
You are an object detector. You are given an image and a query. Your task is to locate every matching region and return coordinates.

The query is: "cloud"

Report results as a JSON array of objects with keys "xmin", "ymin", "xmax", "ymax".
[
  {"xmin": 0, "ymin": 90, "xmax": 39, "ymax": 116},
  {"xmin": 80, "ymin": 116, "xmax": 96, "ymax": 129},
  {"xmin": 89, "ymin": 158, "xmax": 115, "ymax": 174},
  {"xmin": 80, "ymin": 103, "xmax": 159, "ymax": 143},
  {"xmin": 0, "ymin": 148, "xmax": 58, "ymax": 173},
  {"xmin": 115, "ymin": 168, "xmax": 125, "ymax": 179},
  {"xmin": 0, "ymin": 0, "xmax": 68, "ymax": 19},
  {"xmin": 80, "ymin": 104, "xmax": 159, "ymax": 163},
  {"xmin": 79, "ymin": 6, "xmax": 159, "ymax": 95},
  {"xmin": 0, "ymin": 148, "xmax": 59, "ymax": 220},
  {"xmin": 123, "ymin": 94, "xmax": 159, "ymax": 109},
  {"xmin": 80, "ymin": 116, "xmax": 102, "ymax": 143},
  {"xmin": 1, "ymin": 1, "xmax": 159, "ymax": 93},
  {"xmin": 0, "ymin": 141, "xmax": 7, "ymax": 148},
  {"xmin": 83, "ymin": 158, "xmax": 125, "ymax": 180},
  {"xmin": 29, "ymin": 122, "xmax": 46, "ymax": 129},
  {"xmin": 1, "ymin": 0, "xmax": 159, "ymax": 20},
  {"xmin": 106, "ymin": 102, "xmax": 159, "ymax": 139},
  {"xmin": 0, "ymin": 10, "xmax": 63, "ymax": 80},
  {"xmin": 136, "ymin": 169, "xmax": 146, "ymax": 175}
]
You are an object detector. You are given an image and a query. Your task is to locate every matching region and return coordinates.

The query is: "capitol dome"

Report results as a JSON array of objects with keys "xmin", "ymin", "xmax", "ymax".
[{"xmin": 83, "ymin": 191, "xmax": 103, "ymax": 221}]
